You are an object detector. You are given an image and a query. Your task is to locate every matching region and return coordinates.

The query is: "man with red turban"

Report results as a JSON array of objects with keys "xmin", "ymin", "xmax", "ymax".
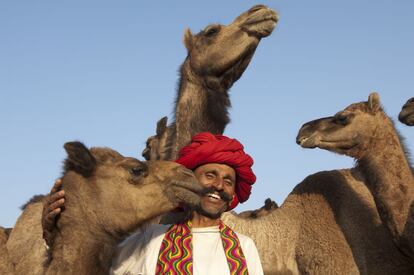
[{"xmin": 44, "ymin": 132, "xmax": 263, "ymax": 274}]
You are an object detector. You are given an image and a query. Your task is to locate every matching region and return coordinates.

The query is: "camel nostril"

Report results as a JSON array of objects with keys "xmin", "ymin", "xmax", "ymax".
[
  {"xmin": 296, "ymin": 136, "xmax": 307, "ymax": 145},
  {"xmin": 249, "ymin": 4, "xmax": 267, "ymax": 13}
]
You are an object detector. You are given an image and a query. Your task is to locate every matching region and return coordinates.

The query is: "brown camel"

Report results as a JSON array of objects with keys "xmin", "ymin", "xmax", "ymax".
[
  {"xmin": 399, "ymin": 97, "xmax": 414, "ymax": 126},
  {"xmin": 219, "ymin": 93, "xmax": 414, "ymax": 274},
  {"xmin": 4, "ymin": 142, "xmax": 203, "ymax": 275},
  {"xmin": 142, "ymin": 4, "xmax": 278, "ymax": 161}
]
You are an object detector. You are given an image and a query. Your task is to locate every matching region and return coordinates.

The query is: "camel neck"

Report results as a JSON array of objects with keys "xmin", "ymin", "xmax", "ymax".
[
  {"xmin": 172, "ymin": 62, "xmax": 230, "ymax": 158},
  {"xmin": 358, "ymin": 123, "xmax": 414, "ymax": 236},
  {"xmin": 47, "ymin": 215, "xmax": 117, "ymax": 275}
]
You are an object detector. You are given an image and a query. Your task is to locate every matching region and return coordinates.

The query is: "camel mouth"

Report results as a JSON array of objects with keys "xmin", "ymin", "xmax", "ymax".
[
  {"xmin": 170, "ymin": 180, "xmax": 204, "ymax": 206},
  {"xmin": 240, "ymin": 9, "xmax": 278, "ymax": 38},
  {"xmin": 297, "ymin": 136, "xmax": 317, "ymax": 149},
  {"xmin": 297, "ymin": 135, "xmax": 358, "ymax": 151},
  {"xmin": 398, "ymin": 109, "xmax": 414, "ymax": 126}
]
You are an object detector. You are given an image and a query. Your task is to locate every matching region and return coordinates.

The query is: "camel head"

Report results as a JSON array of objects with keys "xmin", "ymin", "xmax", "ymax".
[
  {"xmin": 183, "ymin": 4, "xmax": 278, "ymax": 91},
  {"xmin": 399, "ymin": 97, "xmax": 414, "ymax": 126},
  {"xmin": 296, "ymin": 92, "xmax": 388, "ymax": 159},
  {"xmin": 61, "ymin": 141, "xmax": 203, "ymax": 236}
]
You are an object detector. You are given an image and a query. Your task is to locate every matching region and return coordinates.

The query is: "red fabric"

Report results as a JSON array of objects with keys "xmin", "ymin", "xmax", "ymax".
[{"xmin": 176, "ymin": 132, "xmax": 256, "ymax": 210}]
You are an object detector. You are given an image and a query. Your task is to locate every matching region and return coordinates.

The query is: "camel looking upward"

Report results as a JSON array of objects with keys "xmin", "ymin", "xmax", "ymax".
[
  {"xmin": 143, "ymin": 5, "xmax": 278, "ymax": 161},
  {"xmin": 399, "ymin": 97, "xmax": 414, "ymax": 126}
]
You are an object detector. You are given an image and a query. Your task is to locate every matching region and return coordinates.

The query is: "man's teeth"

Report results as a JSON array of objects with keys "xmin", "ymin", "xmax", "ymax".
[{"xmin": 207, "ymin": 193, "xmax": 220, "ymax": 200}]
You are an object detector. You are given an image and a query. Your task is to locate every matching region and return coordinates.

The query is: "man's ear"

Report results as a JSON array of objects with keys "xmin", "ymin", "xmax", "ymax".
[
  {"xmin": 63, "ymin": 141, "xmax": 96, "ymax": 177},
  {"xmin": 183, "ymin": 28, "xmax": 194, "ymax": 52}
]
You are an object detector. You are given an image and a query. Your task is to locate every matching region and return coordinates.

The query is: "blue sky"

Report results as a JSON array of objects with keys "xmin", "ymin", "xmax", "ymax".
[{"xmin": 1, "ymin": 0, "xmax": 413, "ymax": 227}]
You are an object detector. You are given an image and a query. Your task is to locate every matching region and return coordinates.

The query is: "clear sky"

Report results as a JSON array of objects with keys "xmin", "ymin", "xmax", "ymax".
[{"xmin": 1, "ymin": 0, "xmax": 413, "ymax": 227}]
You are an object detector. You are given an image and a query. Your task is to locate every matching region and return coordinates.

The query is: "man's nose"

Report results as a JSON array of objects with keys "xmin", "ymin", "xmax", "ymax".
[{"xmin": 211, "ymin": 178, "xmax": 224, "ymax": 190}]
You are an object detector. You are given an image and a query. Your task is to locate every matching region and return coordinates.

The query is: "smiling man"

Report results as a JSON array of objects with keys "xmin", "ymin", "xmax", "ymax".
[{"xmin": 110, "ymin": 132, "xmax": 263, "ymax": 274}]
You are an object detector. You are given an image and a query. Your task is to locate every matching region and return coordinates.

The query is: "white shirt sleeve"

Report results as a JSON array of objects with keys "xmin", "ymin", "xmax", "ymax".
[
  {"xmin": 238, "ymin": 234, "xmax": 264, "ymax": 275},
  {"xmin": 110, "ymin": 224, "xmax": 168, "ymax": 275}
]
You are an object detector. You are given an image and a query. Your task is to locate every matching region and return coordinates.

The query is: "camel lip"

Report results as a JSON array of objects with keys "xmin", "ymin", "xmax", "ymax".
[
  {"xmin": 242, "ymin": 14, "xmax": 279, "ymax": 26},
  {"xmin": 171, "ymin": 179, "xmax": 204, "ymax": 195},
  {"xmin": 298, "ymin": 137, "xmax": 317, "ymax": 149},
  {"xmin": 170, "ymin": 183, "xmax": 203, "ymax": 206}
]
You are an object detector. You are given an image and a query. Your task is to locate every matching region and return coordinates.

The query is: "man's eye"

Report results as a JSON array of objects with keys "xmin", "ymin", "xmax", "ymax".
[{"xmin": 225, "ymin": 180, "xmax": 234, "ymax": 186}]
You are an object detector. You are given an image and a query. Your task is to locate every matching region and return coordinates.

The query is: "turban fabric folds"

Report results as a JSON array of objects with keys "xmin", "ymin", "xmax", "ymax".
[{"xmin": 176, "ymin": 132, "xmax": 256, "ymax": 210}]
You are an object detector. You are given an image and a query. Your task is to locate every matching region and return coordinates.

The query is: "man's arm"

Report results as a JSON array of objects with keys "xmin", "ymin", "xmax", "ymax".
[{"xmin": 41, "ymin": 179, "xmax": 65, "ymax": 247}]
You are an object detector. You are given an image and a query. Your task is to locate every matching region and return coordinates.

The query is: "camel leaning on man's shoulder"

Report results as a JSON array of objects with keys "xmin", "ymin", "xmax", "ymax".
[{"xmin": 4, "ymin": 142, "xmax": 203, "ymax": 274}]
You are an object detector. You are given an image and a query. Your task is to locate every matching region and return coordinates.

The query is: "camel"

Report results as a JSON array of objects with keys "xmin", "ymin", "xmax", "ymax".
[
  {"xmin": 4, "ymin": 142, "xmax": 204, "ymax": 274},
  {"xmin": 218, "ymin": 93, "xmax": 414, "ymax": 274},
  {"xmin": 142, "ymin": 4, "xmax": 278, "ymax": 161},
  {"xmin": 399, "ymin": 97, "xmax": 414, "ymax": 126}
]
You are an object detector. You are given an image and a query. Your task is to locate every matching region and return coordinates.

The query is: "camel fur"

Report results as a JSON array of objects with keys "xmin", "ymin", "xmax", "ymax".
[
  {"xmin": 3, "ymin": 142, "xmax": 203, "ymax": 274},
  {"xmin": 142, "ymin": 5, "xmax": 278, "ymax": 161}
]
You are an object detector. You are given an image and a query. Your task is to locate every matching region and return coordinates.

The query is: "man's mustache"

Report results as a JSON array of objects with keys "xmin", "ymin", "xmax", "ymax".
[{"xmin": 201, "ymin": 187, "xmax": 233, "ymax": 202}]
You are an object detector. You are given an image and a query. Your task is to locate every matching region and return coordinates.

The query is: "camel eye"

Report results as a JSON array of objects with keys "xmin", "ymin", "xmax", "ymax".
[
  {"xmin": 204, "ymin": 25, "xmax": 220, "ymax": 37},
  {"xmin": 333, "ymin": 113, "xmax": 351, "ymax": 125},
  {"xmin": 129, "ymin": 167, "xmax": 146, "ymax": 177}
]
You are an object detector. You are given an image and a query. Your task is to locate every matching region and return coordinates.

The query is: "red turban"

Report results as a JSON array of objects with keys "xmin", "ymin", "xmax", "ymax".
[{"xmin": 175, "ymin": 132, "xmax": 256, "ymax": 210}]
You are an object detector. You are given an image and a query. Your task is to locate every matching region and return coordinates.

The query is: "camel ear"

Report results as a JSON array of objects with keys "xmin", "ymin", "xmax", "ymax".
[
  {"xmin": 64, "ymin": 141, "xmax": 96, "ymax": 177},
  {"xmin": 183, "ymin": 28, "xmax": 194, "ymax": 51},
  {"xmin": 368, "ymin": 92, "xmax": 381, "ymax": 113},
  {"xmin": 156, "ymin": 116, "xmax": 168, "ymax": 137}
]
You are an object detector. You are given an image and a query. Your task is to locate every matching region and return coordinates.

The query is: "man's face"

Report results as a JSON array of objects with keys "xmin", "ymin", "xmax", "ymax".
[{"xmin": 193, "ymin": 163, "xmax": 236, "ymax": 219}]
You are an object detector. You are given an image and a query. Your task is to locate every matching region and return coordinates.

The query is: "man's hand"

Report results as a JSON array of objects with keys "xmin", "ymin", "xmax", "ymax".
[{"xmin": 41, "ymin": 179, "xmax": 65, "ymax": 247}]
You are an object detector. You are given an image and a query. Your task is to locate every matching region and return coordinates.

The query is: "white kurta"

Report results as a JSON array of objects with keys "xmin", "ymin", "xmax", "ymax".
[{"xmin": 111, "ymin": 224, "xmax": 263, "ymax": 275}]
